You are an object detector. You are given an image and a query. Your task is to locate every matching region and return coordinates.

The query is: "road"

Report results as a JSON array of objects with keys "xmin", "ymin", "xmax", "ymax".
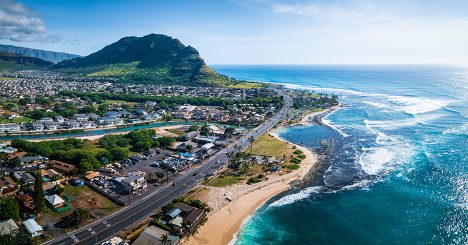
[{"xmin": 45, "ymin": 90, "xmax": 293, "ymax": 245}]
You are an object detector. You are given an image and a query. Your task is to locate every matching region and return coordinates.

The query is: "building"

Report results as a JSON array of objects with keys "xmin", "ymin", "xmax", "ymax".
[
  {"xmin": 0, "ymin": 219, "xmax": 19, "ymax": 236},
  {"xmin": 45, "ymin": 194, "xmax": 65, "ymax": 208},
  {"xmin": 23, "ymin": 219, "xmax": 43, "ymax": 237},
  {"xmin": 51, "ymin": 160, "xmax": 76, "ymax": 174},
  {"xmin": 101, "ymin": 236, "xmax": 129, "ymax": 245},
  {"xmin": 133, "ymin": 226, "xmax": 179, "ymax": 245},
  {"xmin": 165, "ymin": 203, "xmax": 207, "ymax": 235},
  {"xmin": 0, "ymin": 123, "xmax": 20, "ymax": 132},
  {"xmin": 84, "ymin": 171, "xmax": 100, "ymax": 181},
  {"xmin": 0, "ymin": 176, "xmax": 16, "ymax": 194},
  {"xmin": 16, "ymin": 194, "xmax": 35, "ymax": 212},
  {"xmin": 116, "ymin": 175, "xmax": 147, "ymax": 194},
  {"xmin": 13, "ymin": 172, "xmax": 35, "ymax": 184}
]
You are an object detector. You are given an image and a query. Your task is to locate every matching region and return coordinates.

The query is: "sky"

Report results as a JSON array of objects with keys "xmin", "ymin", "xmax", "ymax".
[{"xmin": 1, "ymin": 0, "xmax": 468, "ymax": 65}]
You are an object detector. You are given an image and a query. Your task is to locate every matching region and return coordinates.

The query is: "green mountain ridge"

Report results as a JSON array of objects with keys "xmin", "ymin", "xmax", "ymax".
[
  {"xmin": 54, "ymin": 34, "xmax": 234, "ymax": 86},
  {"xmin": 0, "ymin": 50, "xmax": 54, "ymax": 69},
  {"xmin": 0, "ymin": 44, "xmax": 79, "ymax": 64}
]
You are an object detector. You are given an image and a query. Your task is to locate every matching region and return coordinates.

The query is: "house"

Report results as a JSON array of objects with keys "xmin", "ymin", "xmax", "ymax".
[
  {"xmin": 45, "ymin": 194, "xmax": 65, "ymax": 208},
  {"xmin": 23, "ymin": 219, "xmax": 43, "ymax": 237},
  {"xmin": 31, "ymin": 122, "xmax": 44, "ymax": 131},
  {"xmin": 0, "ymin": 146, "xmax": 18, "ymax": 154},
  {"xmin": 13, "ymin": 172, "xmax": 35, "ymax": 184},
  {"xmin": 173, "ymin": 203, "xmax": 206, "ymax": 233},
  {"xmin": 0, "ymin": 176, "xmax": 16, "ymax": 194},
  {"xmin": 101, "ymin": 236, "xmax": 129, "ymax": 245},
  {"xmin": 54, "ymin": 116, "xmax": 65, "ymax": 123},
  {"xmin": 43, "ymin": 121, "xmax": 59, "ymax": 130},
  {"xmin": 0, "ymin": 219, "xmax": 19, "ymax": 236},
  {"xmin": 0, "ymin": 123, "xmax": 20, "ymax": 132},
  {"xmin": 207, "ymin": 125, "xmax": 224, "ymax": 135},
  {"xmin": 7, "ymin": 151, "xmax": 27, "ymax": 160},
  {"xmin": 184, "ymin": 131, "xmax": 199, "ymax": 140},
  {"xmin": 67, "ymin": 120, "xmax": 80, "ymax": 129},
  {"xmin": 133, "ymin": 226, "xmax": 180, "ymax": 245},
  {"xmin": 84, "ymin": 171, "xmax": 100, "ymax": 181},
  {"xmin": 16, "ymin": 194, "xmax": 35, "ymax": 212},
  {"xmin": 19, "ymin": 156, "xmax": 45, "ymax": 166},
  {"xmin": 201, "ymin": 143, "xmax": 214, "ymax": 151},
  {"xmin": 73, "ymin": 114, "xmax": 88, "ymax": 121},
  {"xmin": 38, "ymin": 117, "xmax": 54, "ymax": 123},
  {"xmin": 51, "ymin": 160, "xmax": 75, "ymax": 174}
]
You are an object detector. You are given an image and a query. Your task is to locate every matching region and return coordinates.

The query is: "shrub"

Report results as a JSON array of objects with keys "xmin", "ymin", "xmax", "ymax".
[{"xmin": 287, "ymin": 164, "xmax": 300, "ymax": 170}]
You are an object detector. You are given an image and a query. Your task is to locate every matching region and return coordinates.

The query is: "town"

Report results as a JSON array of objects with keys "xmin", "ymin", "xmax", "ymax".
[{"xmin": 0, "ymin": 70, "xmax": 338, "ymax": 245}]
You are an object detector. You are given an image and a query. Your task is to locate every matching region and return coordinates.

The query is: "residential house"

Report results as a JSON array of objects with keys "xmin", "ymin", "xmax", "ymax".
[
  {"xmin": 132, "ymin": 225, "xmax": 179, "ymax": 245},
  {"xmin": 0, "ymin": 123, "xmax": 20, "ymax": 132},
  {"xmin": 50, "ymin": 160, "xmax": 75, "ymax": 174},
  {"xmin": 54, "ymin": 116, "xmax": 65, "ymax": 123},
  {"xmin": 16, "ymin": 194, "xmax": 35, "ymax": 212},
  {"xmin": 13, "ymin": 172, "xmax": 35, "ymax": 184},
  {"xmin": 0, "ymin": 146, "xmax": 18, "ymax": 154},
  {"xmin": 115, "ymin": 175, "xmax": 147, "ymax": 194},
  {"xmin": 0, "ymin": 219, "xmax": 19, "ymax": 236},
  {"xmin": 165, "ymin": 203, "xmax": 207, "ymax": 234},
  {"xmin": 45, "ymin": 194, "xmax": 65, "ymax": 208},
  {"xmin": 0, "ymin": 176, "xmax": 16, "ymax": 194},
  {"xmin": 23, "ymin": 219, "xmax": 43, "ymax": 237},
  {"xmin": 31, "ymin": 122, "xmax": 44, "ymax": 131}
]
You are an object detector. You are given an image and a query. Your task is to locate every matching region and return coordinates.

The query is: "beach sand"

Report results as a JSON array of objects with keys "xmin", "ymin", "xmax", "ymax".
[{"xmin": 182, "ymin": 135, "xmax": 317, "ymax": 245}]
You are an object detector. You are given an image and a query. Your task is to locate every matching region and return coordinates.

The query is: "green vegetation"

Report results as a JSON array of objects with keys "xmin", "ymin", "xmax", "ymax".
[
  {"xmin": 0, "ymin": 197, "xmax": 21, "ymax": 220},
  {"xmin": 0, "ymin": 116, "xmax": 33, "ymax": 124},
  {"xmin": 34, "ymin": 173, "xmax": 47, "ymax": 212},
  {"xmin": 250, "ymin": 134, "xmax": 293, "ymax": 159},
  {"xmin": 287, "ymin": 164, "xmax": 300, "ymax": 170},
  {"xmin": 227, "ymin": 82, "xmax": 264, "ymax": 89},
  {"xmin": 247, "ymin": 176, "xmax": 262, "ymax": 185},
  {"xmin": 53, "ymin": 34, "xmax": 239, "ymax": 86},
  {"xmin": 293, "ymin": 150, "xmax": 303, "ymax": 155},
  {"xmin": 59, "ymin": 91, "xmax": 283, "ymax": 109},
  {"xmin": 207, "ymin": 175, "xmax": 242, "ymax": 187}
]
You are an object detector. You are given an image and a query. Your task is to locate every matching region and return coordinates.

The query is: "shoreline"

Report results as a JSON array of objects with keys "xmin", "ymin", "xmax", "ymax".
[{"xmin": 182, "ymin": 107, "xmax": 337, "ymax": 245}]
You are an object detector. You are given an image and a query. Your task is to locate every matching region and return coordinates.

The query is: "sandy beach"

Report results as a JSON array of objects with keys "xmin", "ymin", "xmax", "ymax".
[{"xmin": 182, "ymin": 134, "xmax": 318, "ymax": 245}]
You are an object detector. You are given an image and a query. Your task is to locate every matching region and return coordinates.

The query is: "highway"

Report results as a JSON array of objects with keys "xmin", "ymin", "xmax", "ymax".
[{"xmin": 45, "ymin": 90, "xmax": 293, "ymax": 245}]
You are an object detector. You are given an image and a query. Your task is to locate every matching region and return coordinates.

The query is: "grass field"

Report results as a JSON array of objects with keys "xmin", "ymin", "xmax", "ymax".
[
  {"xmin": 0, "ymin": 116, "xmax": 33, "ymax": 124},
  {"xmin": 0, "ymin": 77, "xmax": 15, "ymax": 81},
  {"xmin": 227, "ymin": 82, "xmax": 263, "ymax": 89},
  {"xmin": 207, "ymin": 175, "xmax": 242, "ymax": 187},
  {"xmin": 249, "ymin": 133, "xmax": 295, "ymax": 159}
]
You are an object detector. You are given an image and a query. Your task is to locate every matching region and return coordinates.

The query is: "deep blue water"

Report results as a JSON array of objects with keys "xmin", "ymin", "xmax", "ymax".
[{"xmin": 212, "ymin": 65, "xmax": 467, "ymax": 245}]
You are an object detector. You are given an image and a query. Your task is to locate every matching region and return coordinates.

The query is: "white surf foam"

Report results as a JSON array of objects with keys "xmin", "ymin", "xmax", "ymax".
[
  {"xmin": 387, "ymin": 96, "xmax": 452, "ymax": 115},
  {"xmin": 364, "ymin": 113, "xmax": 443, "ymax": 131},
  {"xmin": 268, "ymin": 186, "xmax": 325, "ymax": 207},
  {"xmin": 362, "ymin": 100, "xmax": 390, "ymax": 109},
  {"xmin": 443, "ymin": 123, "xmax": 468, "ymax": 135},
  {"xmin": 321, "ymin": 107, "xmax": 349, "ymax": 137}
]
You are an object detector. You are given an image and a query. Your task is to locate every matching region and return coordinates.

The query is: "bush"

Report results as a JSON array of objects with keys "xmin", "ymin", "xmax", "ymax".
[
  {"xmin": 290, "ymin": 157, "xmax": 302, "ymax": 164},
  {"xmin": 293, "ymin": 150, "xmax": 303, "ymax": 155},
  {"xmin": 247, "ymin": 177, "xmax": 261, "ymax": 185},
  {"xmin": 287, "ymin": 164, "xmax": 300, "ymax": 170},
  {"xmin": 297, "ymin": 154, "xmax": 306, "ymax": 159}
]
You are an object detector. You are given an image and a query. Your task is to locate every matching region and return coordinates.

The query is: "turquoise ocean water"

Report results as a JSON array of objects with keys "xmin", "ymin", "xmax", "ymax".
[{"xmin": 213, "ymin": 65, "xmax": 467, "ymax": 245}]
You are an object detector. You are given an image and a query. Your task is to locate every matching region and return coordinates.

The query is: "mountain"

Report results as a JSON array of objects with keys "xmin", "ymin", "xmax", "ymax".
[
  {"xmin": 0, "ymin": 44, "xmax": 79, "ymax": 64},
  {"xmin": 54, "ymin": 34, "xmax": 233, "ymax": 86},
  {"xmin": 0, "ymin": 50, "xmax": 54, "ymax": 69}
]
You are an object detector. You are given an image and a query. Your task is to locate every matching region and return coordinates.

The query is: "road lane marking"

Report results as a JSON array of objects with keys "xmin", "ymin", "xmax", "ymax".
[{"xmin": 70, "ymin": 234, "xmax": 79, "ymax": 243}]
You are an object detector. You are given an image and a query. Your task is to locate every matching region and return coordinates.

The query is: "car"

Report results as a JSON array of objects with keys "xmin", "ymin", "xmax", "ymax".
[
  {"xmin": 172, "ymin": 182, "xmax": 176, "ymax": 186},
  {"xmin": 193, "ymin": 172, "xmax": 198, "ymax": 176}
]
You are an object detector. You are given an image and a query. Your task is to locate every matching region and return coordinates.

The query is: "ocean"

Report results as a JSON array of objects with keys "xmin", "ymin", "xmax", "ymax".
[{"xmin": 212, "ymin": 65, "xmax": 467, "ymax": 245}]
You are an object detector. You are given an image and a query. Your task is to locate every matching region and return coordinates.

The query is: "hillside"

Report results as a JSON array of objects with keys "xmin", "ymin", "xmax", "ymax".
[
  {"xmin": 0, "ymin": 44, "xmax": 79, "ymax": 63},
  {"xmin": 0, "ymin": 50, "xmax": 54, "ymax": 70},
  {"xmin": 53, "ymin": 34, "xmax": 236, "ymax": 86}
]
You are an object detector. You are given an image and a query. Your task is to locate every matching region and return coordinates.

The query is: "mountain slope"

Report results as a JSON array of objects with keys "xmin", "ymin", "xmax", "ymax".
[
  {"xmin": 54, "ymin": 34, "xmax": 233, "ymax": 86},
  {"xmin": 0, "ymin": 50, "xmax": 54, "ymax": 69},
  {"xmin": 0, "ymin": 44, "xmax": 79, "ymax": 63}
]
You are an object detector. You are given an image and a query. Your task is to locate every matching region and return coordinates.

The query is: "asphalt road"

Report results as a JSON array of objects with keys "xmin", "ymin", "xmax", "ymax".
[{"xmin": 45, "ymin": 91, "xmax": 293, "ymax": 245}]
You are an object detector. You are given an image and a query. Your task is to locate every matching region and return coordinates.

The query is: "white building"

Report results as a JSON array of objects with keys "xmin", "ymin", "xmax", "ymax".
[
  {"xmin": 23, "ymin": 219, "xmax": 43, "ymax": 237},
  {"xmin": 0, "ymin": 123, "xmax": 20, "ymax": 132}
]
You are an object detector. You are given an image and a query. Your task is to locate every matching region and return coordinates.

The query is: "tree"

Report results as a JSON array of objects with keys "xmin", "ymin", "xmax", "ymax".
[
  {"xmin": 109, "ymin": 147, "xmax": 129, "ymax": 161},
  {"xmin": 161, "ymin": 234, "xmax": 171, "ymax": 245},
  {"xmin": 188, "ymin": 124, "xmax": 200, "ymax": 132},
  {"xmin": 224, "ymin": 127, "xmax": 235, "ymax": 137},
  {"xmin": 34, "ymin": 173, "xmax": 46, "ymax": 213},
  {"xmin": 9, "ymin": 157, "xmax": 21, "ymax": 167},
  {"xmin": 0, "ymin": 198, "xmax": 20, "ymax": 220},
  {"xmin": 240, "ymin": 161, "xmax": 252, "ymax": 177},
  {"xmin": 248, "ymin": 136, "xmax": 255, "ymax": 154}
]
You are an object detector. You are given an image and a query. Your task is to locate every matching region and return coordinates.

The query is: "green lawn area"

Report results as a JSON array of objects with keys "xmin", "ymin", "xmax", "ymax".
[
  {"xmin": 81, "ymin": 143, "xmax": 107, "ymax": 154},
  {"xmin": 249, "ymin": 133, "xmax": 295, "ymax": 159},
  {"xmin": 0, "ymin": 116, "xmax": 33, "ymax": 124},
  {"xmin": 227, "ymin": 82, "xmax": 263, "ymax": 89},
  {"xmin": 207, "ymin": 175, "xmax": 242, "ymax": 187}
]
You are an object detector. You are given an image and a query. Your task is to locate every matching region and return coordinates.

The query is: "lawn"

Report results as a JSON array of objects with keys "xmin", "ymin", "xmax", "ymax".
[
  {"xmin": 0, "ymin": 77, "xmax": 15, "ymax": 81},
  {"xmin": 207, "ymin": 175, "xmax": 242, "ymax": 187},
  {"xmin": 63, "ymin": 185, "xmax": 120, "ymax": 214},
  {"xmin": 166, "ymin": 128, "xmax": 185, "ymax": 136},
  {"xmin": 227, "ymin": 82, "xmax": 264, "ymax": 89},
  {"xmin": 249, "ymin": 133, "xmax": 295, "ymax": 159},
  {"xmin": 0, "ymin": 116, "xmax": 33, "ymax": 124}
]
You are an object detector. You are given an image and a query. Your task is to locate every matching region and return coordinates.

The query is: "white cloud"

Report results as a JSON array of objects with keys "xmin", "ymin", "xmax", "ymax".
[{"xmin": 0, "ymin": 0, "xmax": 55, "ymax": 42}]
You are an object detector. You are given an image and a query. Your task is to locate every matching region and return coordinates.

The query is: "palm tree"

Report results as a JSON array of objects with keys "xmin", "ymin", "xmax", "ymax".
[
  {"xmin": 248, "ymin": 136, "xmax": 255, "ymax": 155},
  {"xmin": 161, "ymin": 234, "xmax": 171, "ymax": 245}
]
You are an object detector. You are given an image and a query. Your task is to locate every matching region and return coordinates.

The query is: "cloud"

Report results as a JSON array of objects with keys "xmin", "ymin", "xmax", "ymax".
[{"xmin": 0, "ymin": 0, "xmax": 54, "ymax": 42}]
